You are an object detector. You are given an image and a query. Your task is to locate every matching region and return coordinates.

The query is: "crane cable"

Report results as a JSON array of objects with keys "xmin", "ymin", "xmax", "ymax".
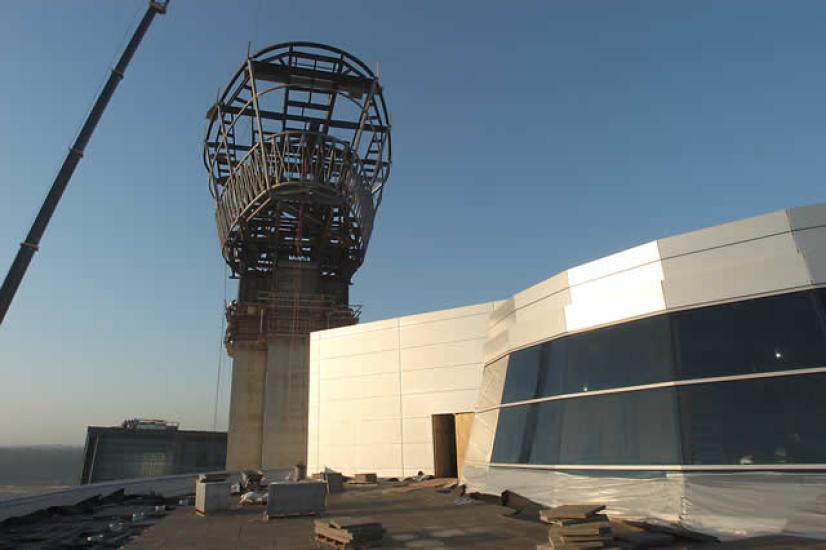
[{"xmin": 212, "ymin": 262, "xmax": 228, "ymax": 431}]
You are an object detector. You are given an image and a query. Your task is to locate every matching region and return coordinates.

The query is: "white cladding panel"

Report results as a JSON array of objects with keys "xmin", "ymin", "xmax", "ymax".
[
  {"xmin": 794, "ymin": 226, "xmax": 826, "ymax": 285},
  {"xmin": 657, "ymin": 210, "xmax": 791, "ymax": 258},
  {"xmin": 308, "ymin": 304, "xmax": 492, "ymax": 477},
  {"xmin": 661, "ymin": 232, "xmax": 810, "ymax": 308},
  {"xmin": 564, "ymin": 241, "xmax": 665, "ymax": 332}
]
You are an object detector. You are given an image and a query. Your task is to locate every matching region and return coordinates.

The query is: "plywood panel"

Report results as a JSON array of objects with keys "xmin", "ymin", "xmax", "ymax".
[{"xmin": 454, "ymin": 412, "xmax": 475, "ymax": 479}]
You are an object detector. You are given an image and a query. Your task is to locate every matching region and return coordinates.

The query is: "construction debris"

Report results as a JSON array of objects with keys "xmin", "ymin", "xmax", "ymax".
[
  {"xmin": 314, "ymin": 517, "xmax": 385, "ymax": 549},
  {"xmin": 265, "ymin": 480, "xmax": 327, "ymax": 519},
  {"xmin": 239, "ymin": 490, "xmax": 267, "ymax": 505},
  {"xmin": 391, "ymin": 478, "xmax": 456, "ymax": 493},
  {"xmin": 313, "ymin": 470, "xmax": 345, "ymax": 493},
  {"xmin": 539, "ymin": 504, "xmax": 616, "ymax": 550},
  {"xmin": 350, "ymin": 473, "xmax": 378, "ymax": 484},
  {"xmin": 240, "ymin": 470, "xmax": 264, "ymax": 492}
]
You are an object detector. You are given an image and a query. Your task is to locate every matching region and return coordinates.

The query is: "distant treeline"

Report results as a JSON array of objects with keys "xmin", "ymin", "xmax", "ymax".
[{"xmin": 0, "ymin": 446, "xmax": 84, "ymax": 486}]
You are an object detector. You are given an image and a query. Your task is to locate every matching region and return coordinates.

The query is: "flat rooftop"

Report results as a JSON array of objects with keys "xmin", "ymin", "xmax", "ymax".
[{"xmin": 127, "ymin": 481, "xmax": 826, "ymax": 550}]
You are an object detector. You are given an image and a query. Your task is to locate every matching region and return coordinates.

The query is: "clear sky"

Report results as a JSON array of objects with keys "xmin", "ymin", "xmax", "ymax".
[{"xmin": 1, "ymin": 0, "xmax": 825, "ymax": 446}]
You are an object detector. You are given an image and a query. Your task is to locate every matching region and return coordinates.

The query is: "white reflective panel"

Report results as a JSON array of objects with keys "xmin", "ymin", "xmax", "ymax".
[
  {"xmin": 662, "ymin": 233, "xmax": 810, "ymax": 309},
  {"xmin": 565, "ymin": 261, "xmax": 666, "ymax": 332},
  {"xmin": 568, "ymin": 241, "xmax": 661, "ymax": 286}
]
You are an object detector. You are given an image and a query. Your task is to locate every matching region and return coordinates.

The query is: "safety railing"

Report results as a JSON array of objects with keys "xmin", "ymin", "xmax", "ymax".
[{"xmin": 214, "ymin": 131, "xmax": 376, "ymax": 253}]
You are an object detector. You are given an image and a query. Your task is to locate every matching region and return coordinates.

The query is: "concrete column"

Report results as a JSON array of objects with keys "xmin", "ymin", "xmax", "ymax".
[
  {"xmin": 261, "ymin": 334, "xmax": 310, "ymax": 469},
  {"xmin": 225, "ymin": 345, "xmax": 267, "ymax": 471}
]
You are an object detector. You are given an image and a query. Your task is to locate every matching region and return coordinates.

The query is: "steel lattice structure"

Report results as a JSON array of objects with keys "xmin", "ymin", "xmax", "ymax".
[
  {"xmin": 204, "ymin": 42, "xmax": 391, "ymax": 281},
  {"xmin": 204, "ymin": 42, "xmax": 391, "ymax": 345}
]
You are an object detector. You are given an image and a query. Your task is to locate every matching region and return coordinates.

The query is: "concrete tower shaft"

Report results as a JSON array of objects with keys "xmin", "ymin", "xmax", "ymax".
[{"xmin": 204, "ymin": 43, "xmax": 391, "ymax": 470}]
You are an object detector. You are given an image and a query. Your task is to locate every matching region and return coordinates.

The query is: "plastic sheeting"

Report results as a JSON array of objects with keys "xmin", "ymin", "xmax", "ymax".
[{"xmin": 461, "ymin": 464, "xmax": 826, "ymax": 541}]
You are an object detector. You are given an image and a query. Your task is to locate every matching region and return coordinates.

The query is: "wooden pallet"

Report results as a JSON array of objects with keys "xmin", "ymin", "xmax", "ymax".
[{"xmin": 314, "ymin": 532, "xmax": 383, "ymax": 549}]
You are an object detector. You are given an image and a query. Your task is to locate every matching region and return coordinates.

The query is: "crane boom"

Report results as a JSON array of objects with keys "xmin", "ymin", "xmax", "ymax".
[{"xmin": 0, "ymin": 0, "xmax": 169, "ymax": 326}]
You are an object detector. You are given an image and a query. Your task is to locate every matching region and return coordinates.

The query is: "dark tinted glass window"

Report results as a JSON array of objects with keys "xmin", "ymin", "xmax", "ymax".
[
  {"xmin": 493, "ymin": 388, "xmax": 680, "ymax": 466},
  {"xmin": 558, "ymin": 388, "xmax": 679, "ymax": 465},
  {"xmin": 545, "ymin": 315, "xmax": 674, "ymax": 397},
  {"xmin": 527, "ymin": 400, "xmax": 563, "ymax": 464},
  {"xmin": 500, "ymin": 347, "xmax": 542, "ymax": 404},
  {"xmin": 491, "ymin": 406, "xmax": 529, "ymax": 464},
  {"xmin": 673, "ymin": 291, "xmax": 826, "ymax": 380},
  {"xmin": 678, "ymin": 373, "xmax": 826, "ymax": 465}
]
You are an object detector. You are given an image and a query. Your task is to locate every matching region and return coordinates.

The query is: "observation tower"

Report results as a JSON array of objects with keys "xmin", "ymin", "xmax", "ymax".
[{"xmin": 204, "ymin": 42, "xmax": 391, "ymax": 470}]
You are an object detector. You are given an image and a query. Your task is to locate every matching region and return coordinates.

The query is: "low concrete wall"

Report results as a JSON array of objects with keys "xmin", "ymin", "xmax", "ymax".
[{"xmin": 0, "ymin": 468, "xmax": 292, "ymax": 522}]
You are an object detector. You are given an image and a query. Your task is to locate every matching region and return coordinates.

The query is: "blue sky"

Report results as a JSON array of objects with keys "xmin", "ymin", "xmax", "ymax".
[{"xmin": 1, "ymin": 0, "xmax": 825, "ymax": 445}]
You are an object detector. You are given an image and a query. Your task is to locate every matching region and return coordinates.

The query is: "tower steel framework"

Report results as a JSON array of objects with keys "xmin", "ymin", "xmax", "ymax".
[{"xmin": 204, "ymin": 42, "xmax": 391, "ymax": 347}]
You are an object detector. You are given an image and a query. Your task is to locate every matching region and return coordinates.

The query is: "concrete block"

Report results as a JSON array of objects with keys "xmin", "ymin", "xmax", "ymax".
[
  {"xmin": 195, "ymin": 480, "xmax": 230, "ymax": 515},
  {"xmin": 266, "ymin": 480, "xmax": 327, "ymax": 517},
  {"xmin": 324, "ymin": 472, "xmax": 344, "ymax": 493}
]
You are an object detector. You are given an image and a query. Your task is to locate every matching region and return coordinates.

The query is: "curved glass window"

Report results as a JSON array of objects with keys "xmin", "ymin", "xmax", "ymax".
[
  {"xmin": 491, "ymin": 289, "xmax": 826, "ymax": 468},
  {"xmin": 492, "ymin": 388, "xmax": 680, "ymax": 466},
  {"xmin": 672, "ymin": 290, "xmax": 826, "ymax": 380},
  {"xmin": 499, "ymin": 289, "xmax": 826, "ymax": 405},
  {"xmin": 678, "ymin": 374, "xmax": 826, "ymax": 465}
]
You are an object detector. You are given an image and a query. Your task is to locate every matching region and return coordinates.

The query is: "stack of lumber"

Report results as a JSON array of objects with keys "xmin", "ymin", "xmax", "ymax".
[
  {"xmin": 314, "ymin": 517, "xmax": 385, "ymax": 549},
  {"xmin": 538, "ymin": 504, "xmax": 616, "ymax": 550}
]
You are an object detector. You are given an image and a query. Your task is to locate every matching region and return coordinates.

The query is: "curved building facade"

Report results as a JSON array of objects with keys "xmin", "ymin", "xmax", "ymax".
[{"xmin": 308, "ymin": 204, "xmax": 826, "ymax": 538}]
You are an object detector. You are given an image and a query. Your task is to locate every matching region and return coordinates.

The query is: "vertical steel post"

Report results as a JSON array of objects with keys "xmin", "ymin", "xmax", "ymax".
[{"xmin": 0, "ymin": 1, "xmax": 169, "ymax": 326}]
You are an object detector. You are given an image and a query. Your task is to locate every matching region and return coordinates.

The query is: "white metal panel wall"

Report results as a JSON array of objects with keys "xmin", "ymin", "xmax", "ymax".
[
  {"xmin": 308, "ymin": 303, "xmax": 494, "ymax": 477},
  {"xmin": 659, "ymin": 209, "xmax": 811, "ymax": 309},
  {"xmin": 564, "ymin": 241, "xmax": 665, "ymax": 331}
]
